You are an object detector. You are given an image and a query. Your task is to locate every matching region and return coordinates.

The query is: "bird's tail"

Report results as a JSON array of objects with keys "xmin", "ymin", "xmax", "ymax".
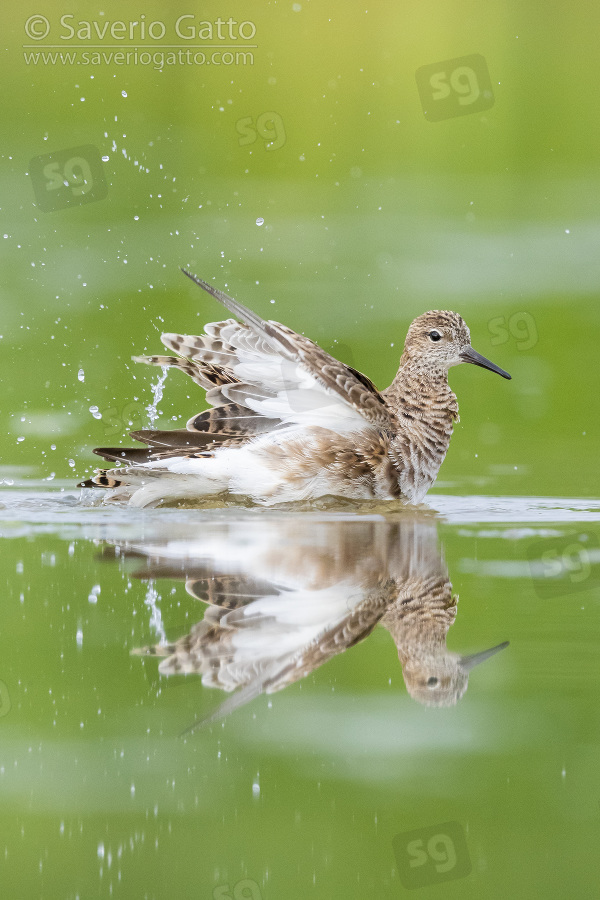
[{"xmin": 79, "ymin": 464, "xmax": 227, "ymax": 508}]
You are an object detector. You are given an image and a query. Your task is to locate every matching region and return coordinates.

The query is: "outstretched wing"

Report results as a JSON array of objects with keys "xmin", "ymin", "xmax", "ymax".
[
  {"xmin": 179, "ymin": 269, "xmax": 391, "ymax": 430},
  {"xmin": 90, "ymin": 271, "xmax": 390, "ymax": 471}
]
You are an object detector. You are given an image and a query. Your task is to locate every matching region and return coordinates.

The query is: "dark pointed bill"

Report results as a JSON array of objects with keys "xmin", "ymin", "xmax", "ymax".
[
  {"xmin": 460, "ymin": 640, "xmax": 509, "ymax": 672},
  {"xmin": 460, "ymin": 346, "xmax": 511, "ymax": 379}
]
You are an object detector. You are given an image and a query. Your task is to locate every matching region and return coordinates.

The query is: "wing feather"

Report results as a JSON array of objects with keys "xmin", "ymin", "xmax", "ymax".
[
  {"xmin": 181, "ymin": 269, "xmax": 391, "ymax": 429},
  {"xmin": 88, "ymin": 272, "xmax": 391, "ymax": 480}
]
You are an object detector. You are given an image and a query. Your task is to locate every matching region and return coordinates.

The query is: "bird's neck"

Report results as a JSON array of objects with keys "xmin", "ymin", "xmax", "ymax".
[
  {"xmin": 380, "ymin": 577, "xmax": 457, "ymax": 662},
  {"xmin": 383, "ymin": 360, "xmax": 459, "ymax": 420},
  {"xmin": 382, "ymin": 363, "xmax": 459, "ymax": 501}
]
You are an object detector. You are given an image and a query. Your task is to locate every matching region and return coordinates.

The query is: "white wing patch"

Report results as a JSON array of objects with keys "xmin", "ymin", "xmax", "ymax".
[
  {"xmin": 162, "ymin": 325, "xmax": 371, "ymax": 432},
  {"xmin": 231, "ymin": 359, "xmax": 368, "ymax": 431}
]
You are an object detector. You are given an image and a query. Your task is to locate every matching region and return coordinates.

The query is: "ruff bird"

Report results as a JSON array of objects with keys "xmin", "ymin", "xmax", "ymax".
[{"xmin": 81, "ymin": 270, "xmax": 511, "ymax": 506}]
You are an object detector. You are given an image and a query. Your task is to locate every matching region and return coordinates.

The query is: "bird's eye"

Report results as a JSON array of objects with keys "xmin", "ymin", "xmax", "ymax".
[
  {"xmin": 428, "ymin": 330, "xmax": 442, "ymax": 342},
  {"xmin": 426, "ymin": 676, "xmax": 439, "ymax": 688}
]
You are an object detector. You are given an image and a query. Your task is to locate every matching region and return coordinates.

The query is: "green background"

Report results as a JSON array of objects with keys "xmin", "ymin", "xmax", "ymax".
[
  {"xmin": 2, "ymin": 0, "xmax": 598, "ymax": 495},
  {"xmin": 2, "ymin": 1, "xmax": 600, "ymax": 898}
]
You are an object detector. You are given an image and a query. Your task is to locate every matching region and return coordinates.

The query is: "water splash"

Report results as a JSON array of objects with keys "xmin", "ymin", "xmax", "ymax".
[
  {"xmin": 146, "ymin": 365, "xmax": 169, "ymax": 428},
  {"xmin": 144, "ymin": 581, "xmax": 166, "ymax": 643}
]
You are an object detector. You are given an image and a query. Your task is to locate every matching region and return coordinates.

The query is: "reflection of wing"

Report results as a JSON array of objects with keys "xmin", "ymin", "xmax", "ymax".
[
  {"xmin": 184, "ymin": 588, "xmax": 395, "ymax": 731},
  {"xmin": 169, "ymin": 583, "xmax": 390, "ymax": 684},
  {"xmin": 116, "ymin": 515, "xmax": 507, "ymax": 729},
  {"xmin": 125, "ymin": 520, "xmax": 406, "ymax": 727},
  {"xmin": 136, "ymin": 572, "xmax": 395, "ymax": 726}
]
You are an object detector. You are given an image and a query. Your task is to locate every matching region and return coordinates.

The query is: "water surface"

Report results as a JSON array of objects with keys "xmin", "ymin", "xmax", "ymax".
[{"xmin": 1, "ymin": 487, "xmax": 599, "ymax": 897}]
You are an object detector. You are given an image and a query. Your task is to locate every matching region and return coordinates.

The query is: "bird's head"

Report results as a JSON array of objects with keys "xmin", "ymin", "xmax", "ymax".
[{"xmin": 401, "ymin": 311, "xmax": 511, "ymax": 380}]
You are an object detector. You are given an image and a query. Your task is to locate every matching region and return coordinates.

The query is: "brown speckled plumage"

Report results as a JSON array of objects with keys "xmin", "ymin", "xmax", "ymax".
[{"xmin": 80, "ymin": 272, "xmax": 511, "ymax": 506}]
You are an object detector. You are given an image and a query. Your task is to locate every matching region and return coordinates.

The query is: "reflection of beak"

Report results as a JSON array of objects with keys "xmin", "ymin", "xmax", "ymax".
[
  {"xmin": 460, "ymin": 640, "xmax": 509, "ymax": 672},
  {"xmin": 460, "ymin": 346, "xmax": 511, "ymax": 380}
]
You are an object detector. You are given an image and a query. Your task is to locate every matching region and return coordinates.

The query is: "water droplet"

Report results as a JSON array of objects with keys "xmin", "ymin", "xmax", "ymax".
[
  {"xmin": 77, "ymin": 368, "xmax": 85, "ymax": 382},
  {"xmin": 256, "ymin": 217, "xmax": 264, "ymax": 226}
]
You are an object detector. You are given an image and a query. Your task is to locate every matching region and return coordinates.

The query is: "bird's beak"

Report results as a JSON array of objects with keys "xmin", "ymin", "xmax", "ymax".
[
  {"xmin": 460, "ymin": 641, "xmax": 509, "ymax": 672},
  {"xmin": 460, "ymin": 346, "xmax": 511, "ymax": 380}
]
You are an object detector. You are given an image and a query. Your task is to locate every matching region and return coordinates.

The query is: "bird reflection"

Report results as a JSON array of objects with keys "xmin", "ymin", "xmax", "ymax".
[{"xmin": 112, "ymin": 514, "xmax": 507, "ymax": 729}]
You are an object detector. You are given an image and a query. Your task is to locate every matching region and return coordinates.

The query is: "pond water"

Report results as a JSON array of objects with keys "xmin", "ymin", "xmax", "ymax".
[{"xmin": 2, "ymin": 485, "xmax": 600, "ymax": 898}]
